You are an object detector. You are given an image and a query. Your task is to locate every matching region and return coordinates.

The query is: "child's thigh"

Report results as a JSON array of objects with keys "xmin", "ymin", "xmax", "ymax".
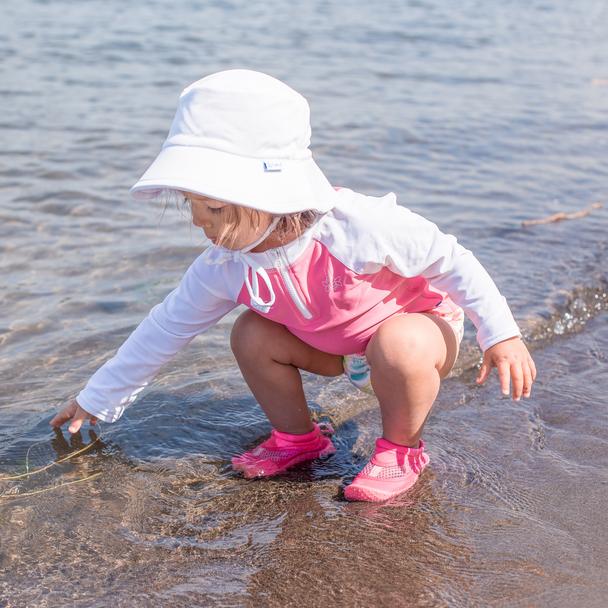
[
  {"xmin": 231, "ymin": 310, "xmax": 344, "ymax": 377},
  {"xmin": 365, "ymin": 313, "xmax": 459, "ymax": 378}
]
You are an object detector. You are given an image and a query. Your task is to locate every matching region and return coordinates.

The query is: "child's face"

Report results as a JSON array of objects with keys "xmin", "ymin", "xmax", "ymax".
[{"xmin": 182, "ymin": 191, "xmax": 271, "ymax": 250}]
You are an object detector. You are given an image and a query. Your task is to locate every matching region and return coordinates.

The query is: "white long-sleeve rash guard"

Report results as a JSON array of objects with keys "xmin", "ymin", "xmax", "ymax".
[{"xmin": 77, "ymin": 188, "xmax": 520, "ymax": 423}]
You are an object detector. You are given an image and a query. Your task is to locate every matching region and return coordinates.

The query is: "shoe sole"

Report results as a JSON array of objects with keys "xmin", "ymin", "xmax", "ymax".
[{"xmin": 343, "ymin": 476, "xmax": 422, "ymax": 502}]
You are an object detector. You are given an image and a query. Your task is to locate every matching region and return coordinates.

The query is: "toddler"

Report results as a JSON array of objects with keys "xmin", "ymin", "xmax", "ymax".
[{"xmin": 50, "ymin": 69, "xmax": 536, "ymax": 502}]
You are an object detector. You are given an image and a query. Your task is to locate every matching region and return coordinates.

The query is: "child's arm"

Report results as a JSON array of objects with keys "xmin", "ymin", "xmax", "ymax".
[
  {"xmin": 353, "ymin": 194, "xmax": 536, "ymax": 399},
  {"xmin": 396, "ymin": 209, "xmax": 535, "ymax": 399},
  {"xmin": 50, "ymin": 252, "xmax": 236, "ymax": 431}
]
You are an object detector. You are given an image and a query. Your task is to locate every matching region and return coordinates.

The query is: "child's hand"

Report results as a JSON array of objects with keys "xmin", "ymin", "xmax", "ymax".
[
  {"xmin": 476, "ymin": 336, "xmax": 537, "ymax": 401},
  {"xmin": 49, "ymin": 399, "xmax": 98, "ymax": 433}
]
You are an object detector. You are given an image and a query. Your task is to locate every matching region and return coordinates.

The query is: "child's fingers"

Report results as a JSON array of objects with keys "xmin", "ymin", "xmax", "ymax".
[
  {"xmin": 49, "ymin": 402, "xmax": 77, "ymax": 428},
  {"xmin": 529, "ymin": 356, "xmax": 537, "ymax": 381},
  {"xmin": 522, "ymin": 362, "xmax": 533, "ymax": 398},
  {"xmin": 68, "ymin": 408, "xmax": 90, "ymax": 434},
  {"xmin": 476, "ymin": 361, "xmax": 490, "ymax": 385},
  {"xmin": 68, "ymin": 418, "xmax": 84, "ymax": 434},
  {"xmin": 497, "ymin": 361, "xmax": 511, "ymax": 396},
  {"xmin": 510, "ymin": 362, "xmax": 524, "ymax": 401},
  {"xmin": 49, "ymin": 411, "xmax": 69, "ymax": 427}
]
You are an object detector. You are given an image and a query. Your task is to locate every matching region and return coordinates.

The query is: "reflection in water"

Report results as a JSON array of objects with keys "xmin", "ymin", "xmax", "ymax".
[{"xmin": 0, "ymin": 427, "xmax": 106, "ymax": 500}]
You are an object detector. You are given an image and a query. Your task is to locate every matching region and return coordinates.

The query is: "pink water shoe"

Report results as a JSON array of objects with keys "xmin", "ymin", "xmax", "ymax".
[
  {"xmin": 232, "ymin": 422, "xmax": 336, "ymax": 478},
  {"xmin": 344, "ymin": 437, "xmax": 429, "ymax": 502}
]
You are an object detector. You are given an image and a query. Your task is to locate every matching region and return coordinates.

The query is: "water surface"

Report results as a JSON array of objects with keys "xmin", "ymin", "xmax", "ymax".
[{"xmin": 1, "ymin": 1, "xmax": 607, "ymax": 606}]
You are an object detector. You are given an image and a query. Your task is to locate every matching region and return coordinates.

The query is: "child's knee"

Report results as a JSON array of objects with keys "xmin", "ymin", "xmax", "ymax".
[
  {"xmin": 230, "ymin": 310, "xmax": 279, "ymax": 359},
  {"xmin": 366, "ymin": 316, "xmax": 438, "ymax": 372},
  {"xmin": 230, "ymin": 310, "xmax": 267, "ymax": 356}
]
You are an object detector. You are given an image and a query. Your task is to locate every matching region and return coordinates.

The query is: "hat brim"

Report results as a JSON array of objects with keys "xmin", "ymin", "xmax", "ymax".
[{"xmin": 130, "ymin": 145, "xmax": 338, "ymax": 214}]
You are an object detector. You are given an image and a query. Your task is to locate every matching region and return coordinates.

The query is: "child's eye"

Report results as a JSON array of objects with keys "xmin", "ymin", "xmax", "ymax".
[{"xmin": 208, "ymin": 207, "xmax": 223, "ymax": 214}]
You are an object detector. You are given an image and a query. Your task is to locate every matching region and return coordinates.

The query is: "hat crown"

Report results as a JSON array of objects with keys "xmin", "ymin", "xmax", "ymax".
[{"xmin": 165, "ymin": 69, "xmax": 312, "ymax": 161}]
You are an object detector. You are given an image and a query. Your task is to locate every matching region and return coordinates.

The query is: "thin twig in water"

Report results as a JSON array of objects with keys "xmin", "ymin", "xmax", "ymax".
[
  {"xmin": 0, "ymin": 431, "xmax": 102, "ymax": 481},
  {"xmin": 0, "ymin": 425, "xmax": 105, "ymax": 500},
  {"xmin": 522, "ymin": 202, "xmax": 603, "ymax": 227},
  {"xmin": 0, "ymin": 472, "xmax": 102, "ymax": 500}
]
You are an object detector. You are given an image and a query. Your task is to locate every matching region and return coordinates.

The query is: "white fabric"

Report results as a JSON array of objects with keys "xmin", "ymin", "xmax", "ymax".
[
  {"xmin": 77, "ymin": 188, "xmax": 521, "ymax": 423},
  {"xmin": 316, "ymin": 189, "xmax": 521, "ymax": 351},
  {"xmin": 237, "ymin": 216, "xmax": 281, "ymax": 308},
  {"xmin": 129, "ymin": 70, "xmax": 339, "ymax": 214},
  {"xmin": 77, "ymin": 255, "xmax": 237, "ymax": 422}
]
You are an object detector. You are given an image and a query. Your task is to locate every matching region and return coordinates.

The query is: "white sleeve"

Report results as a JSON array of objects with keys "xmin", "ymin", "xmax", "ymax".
[
  {"xmin": 76, "ymin": 254, "xmax": 237, "ymax": 423},
  {"xmin": 378, "ymin": 201, "xmax": 521, "ymax": 351}
]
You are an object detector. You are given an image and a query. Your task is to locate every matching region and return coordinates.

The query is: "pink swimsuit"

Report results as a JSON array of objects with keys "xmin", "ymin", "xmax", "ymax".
[
  {"xmin": 77, "ymin": 188, "xmax": 520, "ymax": 423},
  {"xmin": 236, "ymin": 239, "xmax": 451, "ymax": 355}
]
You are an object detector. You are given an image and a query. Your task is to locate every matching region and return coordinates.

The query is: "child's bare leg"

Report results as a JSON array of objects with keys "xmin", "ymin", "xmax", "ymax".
[
  {"xmin": 230, "ymin": 310, "xmax": 344, "ymax": 434},
  {"xmin": 365, "ymin": 313, "xmax": 459, "ymax": 447}
]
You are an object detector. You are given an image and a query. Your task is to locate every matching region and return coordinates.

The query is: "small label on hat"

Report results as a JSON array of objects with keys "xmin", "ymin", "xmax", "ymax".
[{"xmin": 263, "ymin": 161, "xmax": 283, "ymax": 172}]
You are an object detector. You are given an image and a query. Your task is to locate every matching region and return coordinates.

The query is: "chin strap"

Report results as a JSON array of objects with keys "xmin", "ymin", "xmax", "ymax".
[
  {"xmin": 237, "ymin": 216, "xmax": 281, "ymax": 309},
  {"xmin": 239, "ymin": 216, "xmax": 281, "ymax": 254}
]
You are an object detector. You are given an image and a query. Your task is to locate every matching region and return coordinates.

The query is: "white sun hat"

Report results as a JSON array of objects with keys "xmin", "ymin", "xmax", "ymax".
[{"xmin": 130, "ymin": 69, "xmax": 339, "ymax": 214}]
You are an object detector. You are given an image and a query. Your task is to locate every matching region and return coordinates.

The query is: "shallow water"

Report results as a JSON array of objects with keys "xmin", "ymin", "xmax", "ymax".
[{"xmin": 1, "ymin": 1, "xmax": 607, "ymax": 606}]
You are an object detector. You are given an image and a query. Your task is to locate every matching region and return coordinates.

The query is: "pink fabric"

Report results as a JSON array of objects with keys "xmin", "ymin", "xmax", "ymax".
[
  {"xmin": 231, "ymin": 422, "xmax": 336, "ymax": 478},
  {"xmin": 430, "ymin": 296, "xmax": 465, "ymax": 344},
  {"xmin": 273, "ymin": 426, "xmax": 319, "ymax": 444},
  {"xmin": 237, "ymin": 240, "xmax": 449, "ymax": 355}
]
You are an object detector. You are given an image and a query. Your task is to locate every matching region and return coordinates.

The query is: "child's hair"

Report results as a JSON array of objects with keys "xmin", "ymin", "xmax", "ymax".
[{"xmin": 158, "ymin": 188, "xmax": 318, "ymax": 249}]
